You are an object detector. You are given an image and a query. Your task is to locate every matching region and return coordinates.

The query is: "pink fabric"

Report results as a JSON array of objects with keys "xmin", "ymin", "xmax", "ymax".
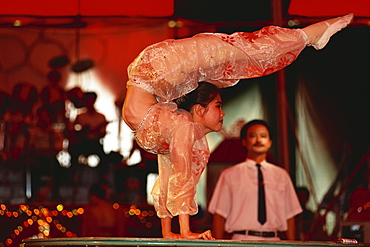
[
  {"xmin": 127, "ymin": 26, "xmax": 307, "ymax": 102},
  {"xmin": 135, "ymin": 102, "xmax": 209, "ymax": 218},
  {"xmin": 129, "ymin": 26, "xmax": 307, "ymax": 218}
]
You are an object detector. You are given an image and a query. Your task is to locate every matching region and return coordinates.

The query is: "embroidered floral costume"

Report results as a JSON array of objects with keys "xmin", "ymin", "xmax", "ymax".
[{"xmin": 125, "ymin": 14, "xmax": 352, "ymax": 219}]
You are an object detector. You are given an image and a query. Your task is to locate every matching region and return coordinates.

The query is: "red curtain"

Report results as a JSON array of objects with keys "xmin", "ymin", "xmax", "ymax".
[
  {"xmin": 0, "ymin": 0, "xmax": 174, "ymax": 17},
  {"xmin": 288, "ymin": 0, "xmax": 370, "ymax": 17}
]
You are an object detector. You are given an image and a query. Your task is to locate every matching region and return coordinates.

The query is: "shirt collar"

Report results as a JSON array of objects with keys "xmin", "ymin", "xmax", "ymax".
[{"xmin": 244, "ymin": 158, "xmax": 267, "ymax": 168}]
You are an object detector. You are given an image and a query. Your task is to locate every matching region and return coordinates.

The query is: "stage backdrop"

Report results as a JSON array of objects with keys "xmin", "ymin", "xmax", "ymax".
[{"xmin": 0, "ymin": 1, "xmax": 369, "ymax": 241}]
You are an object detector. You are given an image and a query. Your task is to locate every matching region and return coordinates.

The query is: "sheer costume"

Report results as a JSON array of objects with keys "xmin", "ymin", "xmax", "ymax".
[{"xmin": 126, "ymin": 15, "xmax": 352, "ymax": 219}]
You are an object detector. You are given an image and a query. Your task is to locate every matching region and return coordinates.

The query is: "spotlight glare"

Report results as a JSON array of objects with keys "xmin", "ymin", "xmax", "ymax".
[
  {"xmin": 13, "ymin": 20, "xmax": 22, "ymax": 26},
  {"xmin": 87, "ymin": 155, "xmax": 100, "ymax": 167},
  {"xmin": 57, "ymin": 151, "xmax": 71, "ymax": 168}
]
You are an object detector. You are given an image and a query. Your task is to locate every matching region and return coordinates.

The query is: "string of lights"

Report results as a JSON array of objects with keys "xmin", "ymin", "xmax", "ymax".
[{"xmin": 0, "ymin": 203, "xmax": 157, "ymax": 247}]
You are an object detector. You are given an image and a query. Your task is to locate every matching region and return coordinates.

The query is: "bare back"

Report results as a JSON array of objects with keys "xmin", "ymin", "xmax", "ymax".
[{"xmin": 122, "ymin": 85, "xmax": 157, "ymax": 130}]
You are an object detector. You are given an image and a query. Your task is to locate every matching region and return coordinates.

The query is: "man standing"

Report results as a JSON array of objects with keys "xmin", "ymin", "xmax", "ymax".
[{"xmin": 208, "ymin": 119, "xmax": 302, "ymax": 240}]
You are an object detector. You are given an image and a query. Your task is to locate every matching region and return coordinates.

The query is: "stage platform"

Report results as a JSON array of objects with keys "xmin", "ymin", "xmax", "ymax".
[{"xmin": 21, "ymin": 237, "xmax": 364, "ymax": 247}]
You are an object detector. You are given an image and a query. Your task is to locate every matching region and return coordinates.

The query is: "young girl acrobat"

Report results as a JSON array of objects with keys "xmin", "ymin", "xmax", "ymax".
[{"xmin": 122, "ymin": 14, "xmax": 353, "ymax": 239}]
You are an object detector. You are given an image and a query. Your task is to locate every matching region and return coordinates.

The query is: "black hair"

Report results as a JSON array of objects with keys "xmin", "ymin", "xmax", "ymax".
[
  {"xmin": 240, "ymin": 119, "xmax": 273, "ymax": 140},
  {"xmin": 176, "ymin": 82, "xmax": 221, "ymax": 112}
]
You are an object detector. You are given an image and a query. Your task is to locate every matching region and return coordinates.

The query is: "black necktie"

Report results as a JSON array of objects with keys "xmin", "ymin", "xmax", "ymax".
[{"xmin": 256, "ymin": 164, "xmax": 266, "ymax": 224}]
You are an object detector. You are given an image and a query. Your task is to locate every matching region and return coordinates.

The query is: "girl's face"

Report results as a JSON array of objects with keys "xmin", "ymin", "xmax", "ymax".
[{"xmin": 196, "ymin": 94, "xmax": 225, "ymax": 134}]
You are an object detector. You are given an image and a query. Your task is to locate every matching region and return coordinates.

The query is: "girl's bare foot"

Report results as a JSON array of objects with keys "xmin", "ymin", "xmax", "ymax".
[{"xmin": 303, "ymin": 13, "xmax": 353, "ymax": 50}]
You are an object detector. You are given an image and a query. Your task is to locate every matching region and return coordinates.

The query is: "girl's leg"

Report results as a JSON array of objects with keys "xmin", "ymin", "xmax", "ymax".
[{"xmin": 302, "ymin": 13, "xmax": 353, "ymax": 50}]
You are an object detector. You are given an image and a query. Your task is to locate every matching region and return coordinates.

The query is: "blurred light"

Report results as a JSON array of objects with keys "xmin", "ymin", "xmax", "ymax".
[
  {"xmin": 74, "ymin": 124, "xmax": 82, "ymax": 131},
  {"xmin": 168, "ymin": 20, "xmax": 183, "ymax": 28},
  {"xmin": 1, "ymin": 204, "xmax": 134, "ymax": 243},
  {"xmin": 6, "ymin": 238, "xmax": 12, "ymax": 246},
  {"xmin": 126, "ymin": 148, "xmax": 141, "ymax": 166},
  {"xmin": 78, "ymin": 155, "xmax": 87, "ymax": 165},
  {"xmin": 288, "ymin": 19, "xmax": 300, "ymax": 27},
  {"xmin": 56, "ymin": 204, "xmax": 64, "ymax": 211},
  {"xmin": 41, "ymin": 207, "xmax": 49, "ymax": 216},
  {"xmin": 147, "ymin": 173, "xmax": 158, "ymax": 205},
  {"xmin": 351, "ymin": 224, "xmax": 361, "ymax": 231},
  {"xmin": 62, "ymin": 139, "xmax": 69, "ymax": 150},
  {"xmin": 57, "ymin": 150, "xmax": 71, "ymax": 168},
  {"xmin": 13, "ymin": 20, "xmax": 22, "ymax": 26},
  {"xmin": 26, "ymin": 170, "xmax": 32, "ymax": 199},
  {"xmin": 87, "ymin": 154, "xmax": 100, "ymax": 167},
  {"xmin": 168, "ymin": 20, "xmax": 177, "ymax": 28}
]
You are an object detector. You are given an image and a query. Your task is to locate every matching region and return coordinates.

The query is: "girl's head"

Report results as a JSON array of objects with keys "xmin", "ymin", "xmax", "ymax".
[
  {"xmin": 176, "ymin": 82, "xmax": 225, "ymax": 134},
  {"xmin": 176, "ymin": 82, "xmax": 221, "ymax": 111}
]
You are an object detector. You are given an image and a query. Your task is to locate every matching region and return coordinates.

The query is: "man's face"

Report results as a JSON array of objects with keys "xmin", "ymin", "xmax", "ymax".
[{"xmin": 242, "ymin": 124, "xmax": 272, "ymax": 155}]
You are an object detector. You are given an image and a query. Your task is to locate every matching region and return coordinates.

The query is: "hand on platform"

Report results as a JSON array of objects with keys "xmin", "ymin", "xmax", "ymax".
[
  {"xmin": 163, "ymin": 232, "xmax": 182, "ymax": 239},
  {"xmin": 181, "ymin": 230, "xmax": 215, "ymax": 240}
]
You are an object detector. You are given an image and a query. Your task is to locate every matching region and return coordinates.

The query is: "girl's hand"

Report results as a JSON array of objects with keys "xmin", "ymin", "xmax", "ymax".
[
  {"xmin": 163, "ymin": 232, "xmax": 182, "ymax": 239},
  {"xmin": 181, "ymin": 230, "xmax": 215, "ymax": 240}
]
